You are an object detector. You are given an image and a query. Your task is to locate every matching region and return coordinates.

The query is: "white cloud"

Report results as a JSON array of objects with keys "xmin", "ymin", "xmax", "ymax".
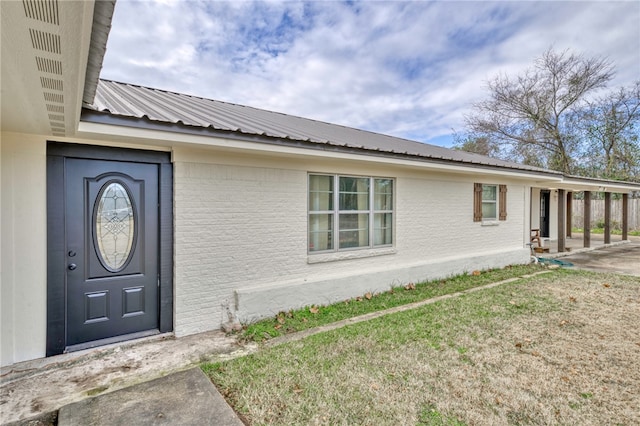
[{"xmin": 101, "ymin": 0, "xmax": 640, "ymax": 147}]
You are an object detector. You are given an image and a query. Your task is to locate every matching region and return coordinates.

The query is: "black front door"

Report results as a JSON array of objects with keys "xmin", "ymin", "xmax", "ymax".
[
  {"xmin": 540, "ymin": 190, "xmax": 550, "ymax": 237},
  {"xmin": 66, "ymin": 159, "xmax": 159, "ymax": 346},
  {"xmin": 47, "ymin": 143, "xmax": 173, "ymax": 356}
]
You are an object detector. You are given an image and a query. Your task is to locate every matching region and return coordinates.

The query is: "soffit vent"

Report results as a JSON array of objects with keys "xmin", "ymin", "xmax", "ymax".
[
  {"xmin": 40, "ymin": 76, "xmax": 63, "ymax": 91},
  {"xmin": 46, "ymin": 104, "xmax": 64, "ymax": 113},
  {"xmin": 23, "ymin": 0, "xmax": 59, "ymax": 25},
  {"xmin": 29, "ymin": 28, "xmax": 61, "ymax": 54},
  {"xmin": 50, "ymin": 122, "xmax": 65, "ymax": 135},
  {"xmin": 22, "ymin": 0, "xmax": 70, "ymax": 136},
  {"xmin": 43, "ymin": 92, "xmax": 63, "ymax": 103},
  {"xmin": 36, "ymin": 56, "xmax": 62, "ymax": 74}
]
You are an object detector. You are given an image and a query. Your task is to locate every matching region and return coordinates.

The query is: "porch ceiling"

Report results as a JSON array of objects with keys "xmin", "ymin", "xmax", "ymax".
[{"xmin": 0, "ymin": 0, "xmax": 112, "ymax": 138}]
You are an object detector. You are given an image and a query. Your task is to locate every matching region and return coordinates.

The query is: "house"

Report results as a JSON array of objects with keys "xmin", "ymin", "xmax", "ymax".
[{"xmin": 2, "ymin": 1, "xmax": 638, "ymax": 368}]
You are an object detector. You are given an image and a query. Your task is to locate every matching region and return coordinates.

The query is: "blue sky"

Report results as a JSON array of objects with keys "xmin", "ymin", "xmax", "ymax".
[{"xmin": 101, "ymin": 1, "xmax": 640, "ymax": 147}]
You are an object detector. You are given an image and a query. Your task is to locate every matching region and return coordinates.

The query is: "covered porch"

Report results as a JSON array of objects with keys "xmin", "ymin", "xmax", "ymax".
[
  {"xmin": 541, "ymin": 232, "xmax": 640, "ymax": 255},
  {"xmin": 530, "ymin": 177, "xmax": 639, "ymax": 254}
]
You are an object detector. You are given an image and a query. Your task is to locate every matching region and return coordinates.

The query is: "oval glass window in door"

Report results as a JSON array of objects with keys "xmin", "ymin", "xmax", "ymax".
[{"xmin": 95, "ymin": 181, "xmax": 135, "ymax": 271}]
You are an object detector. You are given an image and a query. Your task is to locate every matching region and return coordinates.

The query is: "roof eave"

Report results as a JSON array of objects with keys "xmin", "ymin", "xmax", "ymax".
[
  {"xmin": 82, "ymin": 1, "xmax": 116, "ymax": 106},
  {"xmin": 557, "ymin": 175, "xmax": 640, "ymax": 193},
  {"xmin": 80, "ymin": 108, "xmax": 567, "ymax": 180}
]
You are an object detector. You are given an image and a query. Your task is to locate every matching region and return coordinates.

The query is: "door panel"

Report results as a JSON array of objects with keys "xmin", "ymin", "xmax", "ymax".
[{"xmin": 65, "ymin": 158, "xmax": 159, "ymax": 346}]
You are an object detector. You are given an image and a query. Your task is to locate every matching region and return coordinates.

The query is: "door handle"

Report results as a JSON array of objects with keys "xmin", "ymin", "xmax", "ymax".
[{"xmin": 68, "ymin": 263, "xmax": 77, "ymax": 271}]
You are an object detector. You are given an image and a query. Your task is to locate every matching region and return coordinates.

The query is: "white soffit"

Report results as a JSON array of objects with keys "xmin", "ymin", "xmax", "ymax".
[{"xmin": 1, "ymin": 0, "xmax": 95, "ymax": 136}]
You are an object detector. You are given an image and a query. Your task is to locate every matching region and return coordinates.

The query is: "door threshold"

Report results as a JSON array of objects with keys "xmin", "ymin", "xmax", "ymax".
[
  {"xmin": 3, "ymin": 331, "xmax": 175, "ymax": 385},
  {"xmin": 65, "ymin": 329, "xmax": 162, "ymax": 353}
]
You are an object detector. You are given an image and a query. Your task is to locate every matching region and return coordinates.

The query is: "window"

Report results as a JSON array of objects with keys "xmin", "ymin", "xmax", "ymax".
[
  {"xmin": 474, "ymin": 183, "xmax": 507, "ymax": 222},
  {"xmin": 482, "ymin": 184, "xmax": 498, "ymax": 220},
  {"xmin": 309, "ymin": 174, "xmax": 393, "ymax": 252}
]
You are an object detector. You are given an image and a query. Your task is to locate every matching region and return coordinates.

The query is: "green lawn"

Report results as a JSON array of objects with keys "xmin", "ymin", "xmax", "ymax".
[
  {"xmin": 241, "ymin": 264, "xmax": 542, "ymax": 342},
  {"xmin": 203, "ymin": 269, "xmax": 640, "ymax": 425}
]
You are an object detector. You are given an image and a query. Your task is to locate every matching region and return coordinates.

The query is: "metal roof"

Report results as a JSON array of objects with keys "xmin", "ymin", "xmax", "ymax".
[{"xmin": 85, "ymin": 79, "xmax": 558, "ymax": 175}]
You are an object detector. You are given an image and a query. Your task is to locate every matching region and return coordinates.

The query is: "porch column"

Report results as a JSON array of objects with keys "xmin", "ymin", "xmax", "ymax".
[
  {"xmin": 622, "ymin": 193, "xmax": 629, "ymax": 240},
  {"xmin": 604, "ymin": 192, "xmax": 611, "ymax": 244},
  {"xmin": 583, "ymin": 191, "xmax": 591, "ymax": 248},
  {"xmin": 558, "ymin": 189, "xmax": 566, "ymax": 252},
  {"xmin": 566, "ymin": 191, "xmax": 573, "ymax": 237}
]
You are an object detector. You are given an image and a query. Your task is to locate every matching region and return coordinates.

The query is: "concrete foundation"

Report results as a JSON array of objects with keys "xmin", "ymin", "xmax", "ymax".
[{"xmin": 235, "ymin": 248, "xmax": 530, "ymax": 323}]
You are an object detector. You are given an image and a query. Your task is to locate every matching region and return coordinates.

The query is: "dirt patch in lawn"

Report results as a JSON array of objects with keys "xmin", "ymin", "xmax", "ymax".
[{"xmin": 206, "ymin": 271, "xmax": 640, "ymax": 425}]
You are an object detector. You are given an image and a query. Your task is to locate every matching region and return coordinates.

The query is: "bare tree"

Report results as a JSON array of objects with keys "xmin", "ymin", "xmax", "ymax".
[
  {"xmin": 578, "ymin": 82, "xmax": 640, "ymax": 181},
  {"xmin": 465, "ymin": 48, "xmax": 614, "ymax": 174},
  {"xmin": 453, "ymin": 135, "xmax": 500, "ymax": 157}
]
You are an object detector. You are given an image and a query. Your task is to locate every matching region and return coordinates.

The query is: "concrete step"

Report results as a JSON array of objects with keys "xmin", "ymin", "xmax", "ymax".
[{"xmin": 58, "ymin": 367, "xmax": 244, "ymax": 426}]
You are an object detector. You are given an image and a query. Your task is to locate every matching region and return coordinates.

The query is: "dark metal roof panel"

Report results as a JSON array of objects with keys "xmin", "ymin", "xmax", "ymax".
[{"xmin": 86, "ymin": 79, "xmax": 558, "ymax": 174}]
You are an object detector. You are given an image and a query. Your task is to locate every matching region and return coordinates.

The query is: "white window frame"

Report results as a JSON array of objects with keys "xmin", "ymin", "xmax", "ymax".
[
  {"xmin": 308, "ymin": 174, "xmax": 394, "ymax": 254},
  {"xmin": 481, "ymin": 184, "xmax": 498, "ymax": 222}
]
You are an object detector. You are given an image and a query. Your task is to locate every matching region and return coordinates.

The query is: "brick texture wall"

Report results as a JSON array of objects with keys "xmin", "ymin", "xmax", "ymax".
[{"xmin": 174, "ymin": 156, "xmax": 528, "ymax": 336}]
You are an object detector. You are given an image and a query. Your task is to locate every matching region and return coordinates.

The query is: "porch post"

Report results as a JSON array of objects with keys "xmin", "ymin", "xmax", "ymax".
[
  {"xmin": 558, "ymin": 189, "xmax": 566, "ymax": 252},
  {"xmin": 566, "ymin": 191, "xmax": 573, "ymax": 237},
  {"xmin": 583, "ymin": 191, "xmax": 591, "ymax": 248},
  {"xmin": 604, "ymin": 192, "xmax": 611, "ymax": 244},
  {"xmin": 622, "ymin": 193, "xmax": 629, "ymax": 241}
]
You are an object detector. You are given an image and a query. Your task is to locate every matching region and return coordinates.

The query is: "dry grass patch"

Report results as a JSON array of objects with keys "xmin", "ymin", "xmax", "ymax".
[{"xmin": 204, "ymin": 270, "xmax": 640, "ymax": 425}]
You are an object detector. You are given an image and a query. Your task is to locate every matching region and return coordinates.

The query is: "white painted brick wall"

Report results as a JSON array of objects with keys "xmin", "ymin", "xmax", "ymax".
[
  {"xmin": 174, "ymin": 155, "xmax": 529, "ymax": 336},
  {"xmin": 174, "ymin": 161, "xmax": 309, "ymax": 335},
  {"xmin": 395, "ymin": 177, "xmax": 527, "ymax": 257}
]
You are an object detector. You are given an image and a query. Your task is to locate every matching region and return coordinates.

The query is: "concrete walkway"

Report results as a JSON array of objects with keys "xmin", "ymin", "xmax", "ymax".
[
  {"xmin": 558, "ymin": 239, "xmax": 640, "ymax": 276},
  {"xmin": 1, "ymin": 331, "xmax": 251, "ymax": 425},
  {"xmin": 57, "ymin": 368, "xmax": 244, "ymax": 426}
]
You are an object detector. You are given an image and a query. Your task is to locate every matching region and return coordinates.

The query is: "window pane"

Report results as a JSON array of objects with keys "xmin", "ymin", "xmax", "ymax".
[
  {"xmin": 309, "ymin": 175, "xmax": 333, "ymax": 211},
  {"xmin": 482, "ymin": 185, "xmax": 497, "ymax": 201},
  {"xmin": 339, "ymin": 192, "xmax": 370, "ymax": 210},
  {"xmin": 482, "ymin": 202, "xmax": 497, "ymax": 219},
  {"xmin": 309, "ymin": 213, "xmax": 333, "ymax": 251},
  {"xmin": 374, "ymin": 213, "xmax": 392, "ymax": 245},
  {"xmin": 339, "ymin": 213, "xmax": 369, "ymax": 249},
  {"xmin": 374, "ymin": 179, "xmax": 393, "ymax": 210},
  {"xmin": 339, "ymin": 177, "xmax": 369, "ymax": 210},
  {"xmin": 96, "ymin": 182, "xmax": 135, "ymax": 271}
]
